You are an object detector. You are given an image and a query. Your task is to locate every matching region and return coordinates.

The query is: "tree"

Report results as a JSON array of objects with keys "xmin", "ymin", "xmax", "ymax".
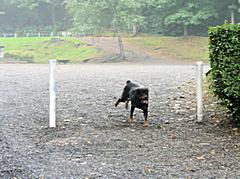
[
  {"xmin": 161, "ymin": 0, "xmax": 217, "ymax": 36},
  {"xmin": 10, "ymin": 0, "xmax": 70, "ymax": 31},
  {"xmin": 1, "ymin": 0, "xmax": 240, "ymax": 36},
  {"xmin": 0, "ymin": 0, "xmax": 34, "ymax": 32},
  {"xmin": 65, "ymin": 0, "xmax": 146, "ymax": 59}
]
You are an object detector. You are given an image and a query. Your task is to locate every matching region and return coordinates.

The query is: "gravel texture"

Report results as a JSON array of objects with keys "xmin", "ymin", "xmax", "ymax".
[{"xmin": 0, "ymin": 64, "xmax": 239, "ymax": 178}]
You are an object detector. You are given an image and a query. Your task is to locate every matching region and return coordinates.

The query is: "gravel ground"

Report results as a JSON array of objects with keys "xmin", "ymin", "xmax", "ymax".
[{"xmin": 0, "ymin": 64, "xmax": 239, "ymax": 178}]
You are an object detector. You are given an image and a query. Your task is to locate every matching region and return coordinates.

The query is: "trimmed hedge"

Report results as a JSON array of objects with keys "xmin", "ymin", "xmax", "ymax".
[{"xmin": 209, "ymin": 24, "xmax": 240, "ymax": 126}]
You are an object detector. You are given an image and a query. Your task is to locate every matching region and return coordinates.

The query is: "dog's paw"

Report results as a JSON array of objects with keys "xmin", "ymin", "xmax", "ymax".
[
  {"xmin": 128, "ymin": 117, "xmax": 134, "ymax": 123},
  {"xmin": 143, "ymin": 121, "xmax": 148, "ymax": 128}
]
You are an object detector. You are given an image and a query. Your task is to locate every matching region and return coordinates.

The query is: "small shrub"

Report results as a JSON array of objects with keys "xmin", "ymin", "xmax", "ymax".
[{"xmin": 5, "ymin": 50, "xmax": 33, "ymax": 63}]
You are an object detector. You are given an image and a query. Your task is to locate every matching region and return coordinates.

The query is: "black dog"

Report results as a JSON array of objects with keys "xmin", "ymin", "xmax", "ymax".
[{"xmin": 115, "ymin": 80, "xmax": 149, "ymax": 127}]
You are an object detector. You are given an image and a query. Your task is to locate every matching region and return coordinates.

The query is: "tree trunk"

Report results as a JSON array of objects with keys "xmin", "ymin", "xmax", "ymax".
[
  {"xmin": 183, "ymin": 24, "xmax": 188, "ymax": 36},
  {"xmin": 117, "ymin": 33, "xmax": 125, "ymax": 60},
  {"xmin": 51, "ymin": 7, "xmax": 57, "ymax": 31},
  {"xmin": 92, "ymin": 36, "xmax": 96, "ymax": 45},
  {"xmin": 132, "ymin": 24, "xmax": 137, "ymax": 37}
]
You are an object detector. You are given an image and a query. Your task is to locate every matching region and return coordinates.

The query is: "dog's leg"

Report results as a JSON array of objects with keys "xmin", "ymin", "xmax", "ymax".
[
  {"xmin": 125, "ymin": 98, "xmax": 129, "ymax": 109},
  {"xmin": 115, "ymin": 96, "xmax": 128, "ymax": 107},
  {"xmin": 115, "ymin": 98, "xmax": 121, "ymax": 107},
  {"xmin": 128, "ymin": 105, "xmax": 135, "ymax": 123},
  {"xmin": 143, "ymin": 109, "xmax": 148, "ymax": 127},
  {"xmin": 115, "ymin": 98, "xmax": 124, "ymax": 107}
]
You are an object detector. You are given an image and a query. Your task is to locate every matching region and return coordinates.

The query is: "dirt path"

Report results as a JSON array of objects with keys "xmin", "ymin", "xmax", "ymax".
[
  {"xmin": 0, "ymin": 64, "xmax": 239, "ymax": 178},
  {"xmin": 80, "ymin": 37, "xmax": 186, "ymax": 64}
]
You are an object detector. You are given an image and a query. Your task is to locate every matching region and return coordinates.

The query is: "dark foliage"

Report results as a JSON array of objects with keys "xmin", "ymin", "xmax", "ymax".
[{"xmin": 209, "ymin": 23, "xmax": 240, "ymax": 126}]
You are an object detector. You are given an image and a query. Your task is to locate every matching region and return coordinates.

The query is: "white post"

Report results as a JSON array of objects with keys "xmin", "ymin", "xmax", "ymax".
[
  {"xmin": 49, "ymin": 60, "xmax": 56, "ymax": 127},
  {"xmin": 0, "ymin": 46, "xmax": 4, "ymax": 58},
  {"xmin": 196, "ymin": 61, "xmax": 203, "ymax": 122},
  {"xmin": 231, "ymin": 9, "xmax": 235, "ymax": 24}
]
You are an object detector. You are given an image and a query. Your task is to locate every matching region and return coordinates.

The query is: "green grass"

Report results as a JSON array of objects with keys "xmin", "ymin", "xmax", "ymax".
[
  {"xmin": 0, "ymin": 36, "xmax": 209, "ymax": 63},
  {"xmin": 126, "ymin": 36, "xmax": 209, "ymax": 62},
  {"xmin": 0, "ymin": 37, "xmax": 100, "ymax": 63}
]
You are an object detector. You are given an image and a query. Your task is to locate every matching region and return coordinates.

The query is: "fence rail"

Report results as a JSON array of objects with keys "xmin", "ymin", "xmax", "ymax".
[{"xmin": 0, "ymin": 32, "xmax": 88, "ymax": 38}]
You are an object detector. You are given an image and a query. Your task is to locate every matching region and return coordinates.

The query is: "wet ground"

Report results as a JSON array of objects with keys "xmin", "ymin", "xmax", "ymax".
[{"xmin": 0, "ymin": 64, "xmax": 239, "ymax": 178}]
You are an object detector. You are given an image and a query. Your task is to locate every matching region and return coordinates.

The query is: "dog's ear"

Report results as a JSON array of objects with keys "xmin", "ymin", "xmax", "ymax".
[
  {"xmin": 136, "ymin": 89, "xmax": 143, "ymax": 97},
  {"xmin": 135, "ymin": 88, "xmax": 140, "ymax": 94}
]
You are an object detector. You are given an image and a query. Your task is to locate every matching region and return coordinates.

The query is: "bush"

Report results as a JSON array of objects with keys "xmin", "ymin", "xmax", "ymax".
[
  {"xmin": 5, "ymin": 50, "xmax": 33, "ymax": 63},
  {"xmin": 209, "ymin": 24, "xmax": 240, "ymax": 126}
]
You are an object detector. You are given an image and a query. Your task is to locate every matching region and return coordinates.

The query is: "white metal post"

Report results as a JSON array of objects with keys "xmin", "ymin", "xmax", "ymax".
[
  {"xmin": 0, "ymin": 46, "xmax": 4, "ymax": 58},
  {"xmin": 49, "ymin": 60, "xmax": 56, "ymax": 127},
  {"xmin": 196, "ymin": 61, "xmax": 203, "ymax": 122}
]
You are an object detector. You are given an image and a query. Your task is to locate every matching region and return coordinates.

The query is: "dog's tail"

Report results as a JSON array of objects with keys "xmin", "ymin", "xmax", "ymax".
[{"xmin": 126, "ymin": 80, "xmax": 131, "ymax": 84}]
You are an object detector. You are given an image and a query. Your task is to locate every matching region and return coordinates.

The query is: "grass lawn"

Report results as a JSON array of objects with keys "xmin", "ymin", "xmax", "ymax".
[
  {"xmin": 126, "ymin": 36, "xmax": 209, "ymax": 62},
  {"xmin": 0, "ymin": 37, "xmax": 101, "ymax": 63}
]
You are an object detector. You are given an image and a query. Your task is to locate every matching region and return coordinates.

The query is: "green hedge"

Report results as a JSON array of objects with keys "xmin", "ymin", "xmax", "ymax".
[{"xmin": 209, "ymin": 24, "xmax": 240, "ymax": 126}]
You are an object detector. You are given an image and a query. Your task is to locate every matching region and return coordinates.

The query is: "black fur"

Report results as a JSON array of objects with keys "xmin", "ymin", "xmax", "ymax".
[{"xmin": 115, "ymin": 80, "xmax": 149, "ymax": 127}]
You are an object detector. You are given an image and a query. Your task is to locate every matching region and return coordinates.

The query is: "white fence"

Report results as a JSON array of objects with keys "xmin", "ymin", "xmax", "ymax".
[{"xmin": 0, "ymin": 32, "xmax": 88, "ymax": 38}]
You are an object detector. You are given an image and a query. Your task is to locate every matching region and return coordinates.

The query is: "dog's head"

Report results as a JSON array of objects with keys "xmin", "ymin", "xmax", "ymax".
[{"xmin": 130, "ymin": 87, "xmax": 149, "ymax": 105}]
